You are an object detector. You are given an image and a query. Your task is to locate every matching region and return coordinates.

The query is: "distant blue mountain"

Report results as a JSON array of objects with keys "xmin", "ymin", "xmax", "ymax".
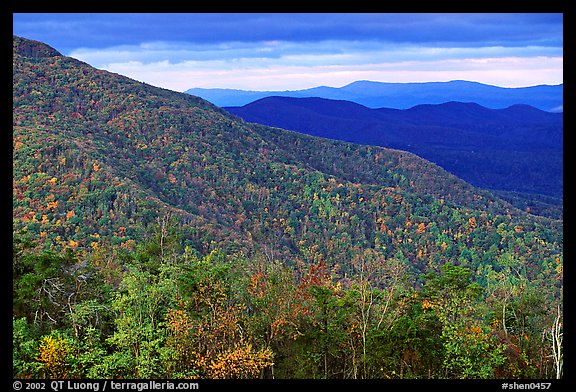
[
  {"xmin": 225, "ymin": 97, "xmax": 563, "ymax": 199},
  {"xmin": 185, "ymin": 80, "xmax": 563, "ymax": 112}
]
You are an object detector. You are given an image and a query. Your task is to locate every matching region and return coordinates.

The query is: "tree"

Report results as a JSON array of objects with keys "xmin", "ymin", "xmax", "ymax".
[
  {"xmin": 422, "ymin": 264, "xmax": 505, "ymax": 378},
  {"xmin": 13, "ymin": 245, "xmax": 78, "ymax": 333},
  {"xmin": 104, "ymin": 230, "xmax": 183, "ymax": 378},
  {"xmin": 347, "ymin": 250, "xmax": 409, "ymax": 378},
  {"xmin": 549, "ymin": 304, "xmax": 563, "ymax": 379},
  {"xmin": 168, "ymin": 250, "xmax": 274, "ymax": 379},
  {"xmin": 240, "ymin": 258, "xmax": 307, "ymax": 378},
  {"xmin": 13, "ymin": 317, "xmax": 41, "ymax": 378},
  {"xmin": 106, "ymin": 259, "xmax": 179, "ymax": 378},
  {"xmin": 36, "ymin": 332, "xmax": 75, "ymax": 378}
]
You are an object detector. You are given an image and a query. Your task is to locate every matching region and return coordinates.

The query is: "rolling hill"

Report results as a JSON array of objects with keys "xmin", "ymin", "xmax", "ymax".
[
  {"xmin": 225, "ymin": 96, "xmax": 563, "ymax": 215},
  {"xmin": 186, "ymin": 80, "xmax": 563, "ymax": 112}
]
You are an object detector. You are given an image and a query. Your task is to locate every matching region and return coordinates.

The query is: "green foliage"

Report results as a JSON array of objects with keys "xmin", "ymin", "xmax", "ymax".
[
  {"xmin": 12, "ymin": 233, "xmax": 562, "ymax": 379},
  {"xmin": 422, "ymin": 264, "xmax": 506, "ymax": 378},
  {"xmin": 13, "ymin": 317, "xmax": 42, "ymax": 378},
  {"xmin": 12, "ymin": 36, "xmax": 563, "ymax": 379}
]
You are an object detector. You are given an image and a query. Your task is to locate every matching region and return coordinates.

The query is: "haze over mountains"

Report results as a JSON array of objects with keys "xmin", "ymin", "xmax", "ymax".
[
  {"xmin": 225, "ymin": 97, "xmax": 563, "ymax": 213},
  {"xmin": 186, "ymin": 80, "xmax": 563, "ymax": 112},
  {"xmin": 189, "ymin": 77, "xmax": 563, "ymax": 218}
]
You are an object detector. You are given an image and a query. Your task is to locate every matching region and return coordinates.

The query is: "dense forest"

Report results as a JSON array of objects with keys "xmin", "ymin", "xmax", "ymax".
[
  {"xmin": 224, "ymin": 96, "xmax": 563, "ymax": 212},
  {"xmin": 13, "ymin": 36, "xmax": 563, "ymax": 380}
]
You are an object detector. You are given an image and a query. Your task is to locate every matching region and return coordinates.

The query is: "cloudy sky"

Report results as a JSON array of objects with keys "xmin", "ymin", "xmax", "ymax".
[{"xmin": 12, "ymin": 13, "xmax": 563, "ymax": 92}]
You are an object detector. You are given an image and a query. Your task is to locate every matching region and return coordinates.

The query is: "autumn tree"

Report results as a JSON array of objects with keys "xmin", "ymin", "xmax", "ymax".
[
  {"xmin": 36, "ymin": 332, "xmax": 75, "ymax": 378},
  {"xmin": 170, "ymin": 250, "xmax": 274, "ymax": 378},
  {"xmin": 239, "ymin": 257, "xmax": 308, "ymax": 378}
]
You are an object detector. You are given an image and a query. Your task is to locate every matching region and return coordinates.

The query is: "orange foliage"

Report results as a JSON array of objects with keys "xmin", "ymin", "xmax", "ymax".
[
  {"xmin": 166, "ymin": 298, "xmax": 274, "ymax": 379},
  {"xmin": 207, "ymin": 343, "xmax": 273, "ymax": 379},
  {"xmin": 416, "ymin": 222, "xmax": 426, "ymax": 235}
]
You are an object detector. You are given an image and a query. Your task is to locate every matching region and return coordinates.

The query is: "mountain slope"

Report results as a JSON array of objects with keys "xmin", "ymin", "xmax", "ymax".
[
  {"xmin": 225, "ymin": 97, "xmax": 563, "ymax": 210},
  {"xmin": 186, "ymin": 80, "xmax": 563, "ymax": 112},
  {"xmin": 12, "ymin": 36, "xmax": 564, "ymax": 380},
  {"xmin": 13, "ymin": 35, "xmax": 562, "ymax": 279}
]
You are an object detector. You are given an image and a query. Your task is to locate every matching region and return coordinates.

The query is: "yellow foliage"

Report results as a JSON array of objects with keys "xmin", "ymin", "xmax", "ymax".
[
  {"xmin": 440, "ymin": 242, "xmax": 448, "ymax": 252},
  {"xmin": 207, "ymin": 343, "xmax": 273, "ymax": 379},
  {"xmin": 166, "ymin": 308, "xmax": 193, "ymax": 336},
  {"xmin": 422, "ymin": 299, "xmax": 435, "ymax": 310},
  {"xmin": 37, "ymin": 335, "xmax": 73, "ymax": 378}
]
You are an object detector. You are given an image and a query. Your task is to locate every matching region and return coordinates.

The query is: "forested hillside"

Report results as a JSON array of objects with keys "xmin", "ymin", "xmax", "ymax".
[
  {"xmin": 13, "ymin": 36, "xmax": 563, "ymax": 380},
  {"xmin": 225, "ymin": 97, "xmax": 563, "ymax": 215}
]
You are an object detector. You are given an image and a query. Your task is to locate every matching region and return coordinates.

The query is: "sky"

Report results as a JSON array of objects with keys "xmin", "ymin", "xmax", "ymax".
[{"xmin": 12, "ymin": 13, "xmax": 563, "ymax": 92}]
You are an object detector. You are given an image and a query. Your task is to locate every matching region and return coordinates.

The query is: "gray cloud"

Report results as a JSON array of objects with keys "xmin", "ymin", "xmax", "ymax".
[
  {"xmin": 14, "ymin": 13, "xmax": 563, "ymax": 50},
  {"xmin": 13, "ymin": 13, "xmax": 563, "ymax": 91}
]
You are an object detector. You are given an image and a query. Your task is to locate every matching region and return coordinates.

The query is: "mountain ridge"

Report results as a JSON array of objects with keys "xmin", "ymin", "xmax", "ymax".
[
  {"xmin": 13, "ymin": 35, "xmax": 63, "ymax": 58},
  {"xmin": 14, "ymin": 35, "xmax": 561, "ymax": 256},
  {"xmin": 186, "ymin": 79, "xmax": 563, "ymax": 112},
  {"xmin": 224, "ymin": 96, "xmax": 563, "ymax": 208}
]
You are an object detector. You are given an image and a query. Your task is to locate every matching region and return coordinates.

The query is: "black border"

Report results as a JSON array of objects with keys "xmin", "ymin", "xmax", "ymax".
[{"xmin": 7, "ymin": 4, "xmax": 571, "ymax": 389}]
